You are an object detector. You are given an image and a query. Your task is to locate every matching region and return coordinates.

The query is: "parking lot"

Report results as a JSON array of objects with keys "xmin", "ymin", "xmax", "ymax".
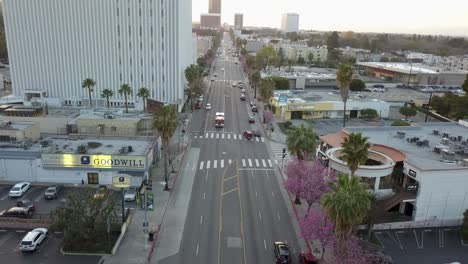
[
  {"xmin": 0, "ymin": 229, "xmax": 100, "ymax": 264},
  {"xmin": 375, "ymin": 227, "xmax": 468, "ymax": 264}
]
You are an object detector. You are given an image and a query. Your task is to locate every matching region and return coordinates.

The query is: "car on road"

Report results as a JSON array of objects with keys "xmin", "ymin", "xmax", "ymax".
[
  {"xmin": 251, "ymin": 105, "xmax": 258, "ymax": 112},
  {"xmin": 124, "ymin": 187, "xmax": 137, "ymax": 202},
  {"xmin": 252, "ymin": 129, "xmax": 261, "ymax": 137},
  {"xmin": 0, "ymin": 207, "xmax": 33, "ymax": 218},
  {"xmin": 241, "ymin": 88, "xmax": 246, "ymax": 93},
  {"xmin": 195, "ymin": 101, "xmax": 203, "ymax": 109},
  {"xmin": 44, "ymin": 184, "xmax": 64, "ymax": 200},
  {"xmin": 248, "ymin": 116, "xmax": 255, "ymax": 123},
  {"xmin": 274, "ymin": 241, "xmax": 291, "ymax": 264},
  {"xmin": 243, "ymin": 131, "xmax": 253, "ymax": 140},
  {"xmin": 19, "ymin": 228, "xmax": 48, "ymax": 252},
  {"xmin": 298, "ymin": 252, "xmax": 318, "ymax": 264},
  {"xmin": 197, "ymin": 95, "xmax": 203, "ymax": 102},
  {"xmin": 205, "ymin": 103, "xmax": 212, "ymax": 110},
  {"xmin": 210, "ymin": 78, "xmax": 214, "ymax": 82},
  {"xmin": 240, "ymin": 94, "xmax": 246, "ymax": 101},
  {"xmin": 250, "ymin": 101, "xmax": 256, "ymax": 107},
  {"xmin": 232, "ymin": 82, "xmax": 237, "ymax": 87},
  {"xmin": 17, "ymin": 199, "xmax": 36, "ymax": 211},
  {"xmin": 213, "ymin": 73, "xmax": 218, "ymax": 77},
  {"xmin": 9, "ymin": 182, "xmax": 31, "ymax": 197},
  {"xmin": 94, "ymin": 185, "xmax": 109, "ymax": 199}
]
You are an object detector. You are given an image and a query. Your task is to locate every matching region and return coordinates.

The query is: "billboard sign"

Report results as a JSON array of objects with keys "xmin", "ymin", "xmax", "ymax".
[{"xmin": 42, "ymin": 154, "xmax": 147, "ymax": 170}]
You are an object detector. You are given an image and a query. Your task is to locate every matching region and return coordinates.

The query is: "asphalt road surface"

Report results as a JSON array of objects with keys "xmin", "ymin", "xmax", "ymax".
[{"xmin": 159, "ymin": 35, "xmax": 299, "ymax": 264}]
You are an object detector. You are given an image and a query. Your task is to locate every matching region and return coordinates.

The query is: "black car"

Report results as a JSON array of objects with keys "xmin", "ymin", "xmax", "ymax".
[
  {"xmin": 44, "ymin": 184, "xmax": 64, "ymax": 200},
  {"xmin": 0, "ymin": 207, "xmax": 33, "ymax": 218},
  {"xmin": 274, "ymin": 241, "xmax": 291, "ymax": 264}
]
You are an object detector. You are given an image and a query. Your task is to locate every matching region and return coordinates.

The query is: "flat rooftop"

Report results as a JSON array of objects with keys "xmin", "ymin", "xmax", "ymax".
[
  {"xmin": 347, "ymin": 122, "xmax": 468, "ymax": 170},
  {"xmin": 274, "ymin": 90, "xmax": 387, "ymax": 104},
  {"xmin": 358, "ymin": 62, "xmax": 468, "ymax": 75},
  {"xmin": 0, "ymin": 120, "xmax": 36, "ymax": 130},
  {"xmin": 262, "ymin": 70, "xmax": 336, "ymax": 80}
]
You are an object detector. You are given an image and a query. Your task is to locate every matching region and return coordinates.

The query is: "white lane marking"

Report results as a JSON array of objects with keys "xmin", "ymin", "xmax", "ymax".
[
  {"xmin": 277, "ymin": 212, "xmax": 281, "ymax": 221},
  {"xmin": 242, "ymin": 159, "xmax": 246, "ymax": 167},
  {"xmin": 274, "ymin": 160, "xmax": 278, "ymax": 164},
  {"xmin": 199, "ymin": 161, "xmax": 204, "ymax": 170},
  {"xmin": 258, "ymin": 210, "xmax": 262, "ymax": 221},
  {"xmin": 255, "ymin": 191, "xmax": 258, "ymax": 197},
  {"xmin": 228, "ymin": 159, "xmax": 232, "ymax": 164},
  {"xmin": 255, "ymin": 137, "xmax": 259, "ymax": 142},
  {"xmin": 34, "ymin": 193, "xmax": 44, "ymax": 202},
  {"xmin": 196, "ymin": 242, "xmax": 199, "ymax": 256},
  {"xmin": 199, "ymin": 136, "xmax": 203, "ymax": 139},
  {"xmin": 239, "ymin": 134, "xmax": 242, "ymax": 139},
  {"xmin": 222, "ymin": 134, "xmax": 225, "ymax": 139},
  {"xmin": 203, "ymin": 193, "xmax": 206, "ymax": 199},
  {"xmin": 234, "ymin": 134, "xmax": 237, "ymax": 140},
  {"xmin": 262, "ymin": 159, "xmax": 266, "ymax": 167},
  {"xmin": 261, "ymin": 137, "xmax": 265, "ymax": 142},
  {"xmin": 272, "ymin": 191, "xmax": 275, "ymax": 198},
  {"xmin": 264, "ymin": 239, "xmax": 267, "ymax": 251},
  {"xmin": 200, "ymin": 215, "xmax": 203, "ymax": 224},
  {"xmin": 248, "ymin": 159, "xmax": 253, "ymax": 167},
  {"xmin": 194, "ymin": 136, "xmax": 198, "ymax": 139},
  {"xmin": 207, "ymin": 161, "xmax": 211, "ymax": 169},
  {"xmin": 228, "ymin": 134, "xmax": 231, "ymax": 139},
  {"xmin": 255, "ymin": 159, "xmax": 259, "ymax": 167},
  {"xmin": 211, "ymin": 133, "xmax": 214, "ymax": 139},
  {"xmin": 214, "ymin": 160, "xmax": 218, "ymax": 168},
  {"xmin": 216, "ymin": 133, "xmax": 219, "ymax": 139},
  {"xmin": 268, "ymin": 160, "xmax": 272, "ymax": 167},
  {"xmin": 0, "ymin": 193, "xmax": 9, "ymax": 201},
  {"xmin": 205, "ymin": 133, "xmax": 209, "ymax": 138},
  {"xmin": 221, "ymin": 160, "xmax": 224, "ymax": 168}
]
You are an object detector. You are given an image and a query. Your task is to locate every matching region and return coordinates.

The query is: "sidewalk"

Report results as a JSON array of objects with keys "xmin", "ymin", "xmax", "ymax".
[{"xmin": 101, "ymin": 119, "xmax": 191, "ymax": 264}]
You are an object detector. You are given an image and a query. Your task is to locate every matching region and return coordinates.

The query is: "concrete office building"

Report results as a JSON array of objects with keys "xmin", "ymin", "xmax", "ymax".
[
  {"xmin": 209, "ymin": 0, "xmax": 221, "ymax": 14},
  {"xmin": 3, "ymin": 0, "xmax": 192, "ymax": 110},
  {"xmin": 281, "ymin": 13, "xmax": 299, "ymax": 33},
  {"xmin": 234, "ymin": 13, "xmax": 243, "ymax": 29},
  {"xmin": 200, "ymin": 13, "xmax": 221, "ymax": 29}
]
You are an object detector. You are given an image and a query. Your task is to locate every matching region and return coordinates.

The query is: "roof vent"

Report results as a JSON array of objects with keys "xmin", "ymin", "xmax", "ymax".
[
  {"xmin": 432, "ymin": 129, "xmax": 439, "ymax": 135},
  {"xmin": 443, "ymin": 132, "xmax": 450, "ymax": 138},
  {"xmin": 441, "ymin": 149, "xmax": 455, "ymax": 161}
]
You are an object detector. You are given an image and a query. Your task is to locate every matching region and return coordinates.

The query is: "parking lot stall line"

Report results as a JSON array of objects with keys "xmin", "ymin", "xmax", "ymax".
[
  {"xmin": 214, "ymin": 160, "xmax": 218, "ymax": 169},
  {"xmin": 413, "ymin": 229, "xmax": 421, "ymax": 249}
]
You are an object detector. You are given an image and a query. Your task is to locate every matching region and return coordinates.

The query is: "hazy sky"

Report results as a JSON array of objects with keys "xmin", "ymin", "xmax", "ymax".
[{"xmin": 192, "ymin": 0, "xmax": 468, "ymax": 36}]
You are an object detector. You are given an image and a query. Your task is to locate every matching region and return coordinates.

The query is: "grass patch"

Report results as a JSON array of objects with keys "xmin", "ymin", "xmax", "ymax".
[{"xmin": 391, "ymin": 120, "xmax": 411, "ymax": 126}]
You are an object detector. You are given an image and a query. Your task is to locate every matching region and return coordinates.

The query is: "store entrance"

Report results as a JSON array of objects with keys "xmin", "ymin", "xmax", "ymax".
[
  {"xmin": 291, "ymin": 111, "xmax": 303, "ymax": 120},
  {"xmin": 87, "ymin": 173, "xmax": 99, "ymax": 184}
]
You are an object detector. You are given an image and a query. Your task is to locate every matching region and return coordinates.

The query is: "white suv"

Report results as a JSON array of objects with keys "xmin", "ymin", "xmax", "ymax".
[
  {"xmin": 9, "ymin": 182, "xmax": 31, "ymax": 197},
  {"xmin": 20, "ymin": 228, "xmax": 48, "ymax": 252}
]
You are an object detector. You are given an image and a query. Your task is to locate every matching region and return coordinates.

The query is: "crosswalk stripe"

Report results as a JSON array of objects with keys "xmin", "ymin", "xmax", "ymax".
[
  {"xmin": 234, "ymin": 134, "xmax": 237, "ymax": 140},
  {"xmin": 228, "ymin": 134, "xmax": 231, "ymax": 139},
  {"xmin": 255, "ymin": 159, "xmax": 259, "ymax": 167},
  {"xmin": 248, "ymin": 159, "xmax": 253, "ymax": 167},
  {"xmin": 200, "ymin": 136, "xmax": 203, "ymax": 139},
  {"xmin": 268, "ymin": 160, "xmax": 272, "ymax": 167},
  {"xmin": 255, "ymin": 137, "xmax": 259, "ymax": 142},
  {"xmin": 216, "ymin": 133, "xmax": 219, "ymax": 139},
  {"xmin": 274, "ymin": 160, "xmax": 278, "ymax": 164},
  {"xmin": 221, "ymin": 160, "xmax": 224, "ymax": 168},
  {"xmin": 242, "ymin": 159, "xmax": 246, "ymax": 167},
  {"xmin": 239, "ymin": 134, "xmax": 242, "ymax": 139},
  {"xmin": 199, "ymin": 161, "xmax": 204, "ymax": 170},
  {"xmin": 211, "ymin": 133, "xmax": 214, "ymax": 139},
  {"xmin": 205, "ymin": 133, "xmax": 209, "ymax": 138},
  {"xmin": 214, "ymin": 160, "xmax": 218, "ymax": 168},
  {"xmin": 207, "ymin": 160, "xmax": 211, "ymax": 169},
  {"xmin": 229, "ymin": 159, "xmax": 232, "ymax": 164},
  {"xmin": 262, "ymin": 159, "xmax": 266, "ymax": 167},
  {"xmin": 194, "ymin": 136, "xmax": 198, "ymax": 139},
  {"xmin": 261, "ymin": 137, "xmax": 265, "ymax": 142},
  {"xmin": 222, "ymin": 134, "xmax": 225, "ymax": 139}
]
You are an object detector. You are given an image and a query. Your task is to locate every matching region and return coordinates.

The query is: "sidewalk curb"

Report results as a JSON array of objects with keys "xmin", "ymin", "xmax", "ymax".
[{"xmin": 146, "ymin": 138, "xmax": 192, "ymax": 263}]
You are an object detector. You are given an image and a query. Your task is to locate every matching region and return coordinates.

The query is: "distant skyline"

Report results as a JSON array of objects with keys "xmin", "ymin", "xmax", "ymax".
[{"xmin": 192, "ymin": 0, "xmax": 468, "ymax": 36}]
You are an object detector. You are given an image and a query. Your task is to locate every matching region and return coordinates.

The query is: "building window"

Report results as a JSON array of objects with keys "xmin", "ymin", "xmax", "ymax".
[
  {"xmin": 130, "ymin": 74, "xmax": 133, "ymax": 82},
  {"xmin": 150, "ymin": 9, "xmax": 152, "ymax": 16},
  {"xmin": 129, "ymin": 26, "xmax": 131, "ymax": 35},
  {"xmin": 129, "ymin": 42, "xmax": 132, "ymax": 50},
  {"xmin": 140, "ymin": 42, "xmax": 143, "ymax": 51},
  {"xmin": 151, "ymin": 27, "xmax": 153, "ymax": 36},
  {"xmin": 120, "ymin": 73, "xmax": 122, "ymax": 81},
  {"xmin": 152, "ymin": 74, "xmax": 154, "ymax": 82},
  {"xmin": 87, "ymin": 173, "xmax": 99, "ymax": 184},
  {"xmin": 141, "ymin": 58, "xmax": 143, "ymax": 66},
  {"xmin": 140, "ymin": 26, "xmax": 142, "ymax": 36},
  {"xmin": 151, "ymin": 42, "xmax": 153, "ymax": 50},
  {"xmin": 117, "ymin": 8, "xmax": 119, "ymax": 16},
  {"xmin": 118, "ymin": 41, "xmax": 120, "ymax": 49},
  {"xmin": 162, "ymin": 58, "xmax": 164, "ymax": 66},
  {"xmin": 162, "ymin": 43, "xmax": 164, "ymax": 51},
  {"xmin": 161, "ymin": 27, "xmax": 164, "ymax": 37},
  {"xmin": 111, "ymin": 126, "xmax": 117, "ymax": 132},
  {"xmin": 130, "ymin": 58, "xmax": 132, "ymax": 66},
  {"xmin": 128, "ymin": 8, "xmax": 130, "ymax": 16},
  {"xmin": 117, "ymin": 25, "xmax": 120, "ymax": 36},
  {"xmin": 139, "ymin": 8, "xmax": 141, "ymax": 16},
  {"xmin": 141, "ymin": 74, "xmax": 143, "ymax": 82},
  {"xmin": 119, "ymin": 58, "xmax": 121, "ymax": 65}
]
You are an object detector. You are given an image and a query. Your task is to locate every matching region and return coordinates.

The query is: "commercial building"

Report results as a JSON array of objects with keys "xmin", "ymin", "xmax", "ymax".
[
  {"xmin": 200, "ymin": 13, "xmax": 221, "ymax": 29},
  {"xmin": 234, "ymin": 13, "xmax": 243, "ymax": 29},
  {"xmin": 3, "ymin": 0, "xmax": 192, "ymax": 109},
  {"xmin": 270, "ymin": 90, "xmax": 389, "ymax": 121},
  {"xmin": 0, "ymin": 120, "xmax": 40, "ymax": 142},
  {"xmin": 357, "ymin": 62, "xmax": 468, "ymax": 86},
  {"xmin": 209, "ymin": 0, "xmax": 221, "ymax": 14},
  {"xmin": 281, "ymin": 13, "xmax": 299, "ymax": 33},
  {"xmin": 319, "ymin": 123, "xmax": 468, "ymax": 224},
  {"xmin": 261, "ymin": 70, "xmax": 336, "ymax": 90},
  {"xmin": 274, "ymin": 43, "xmax": 328, "ymax": 62}
]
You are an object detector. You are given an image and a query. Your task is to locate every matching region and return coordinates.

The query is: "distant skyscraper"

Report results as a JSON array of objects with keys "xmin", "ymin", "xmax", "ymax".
[
  {"xmin": 200, "ymin": 13, "xmax": 221, "ymax": 29},
  {"xmin": 234, "ymin": 13, "xmax": 243, "ymax": 29},
  {"xmin": 281, "ymin": 13, "xmax": 299, "ymax": 33},
  {"xmin": 209, "ymin": 0, "xmax": 221, "ymax": 14}
]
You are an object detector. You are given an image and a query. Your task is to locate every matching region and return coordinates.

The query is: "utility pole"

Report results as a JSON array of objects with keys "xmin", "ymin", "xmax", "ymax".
[{"xmin": 424, "ymin": 91, "xmax": 433, "ymax": 122}]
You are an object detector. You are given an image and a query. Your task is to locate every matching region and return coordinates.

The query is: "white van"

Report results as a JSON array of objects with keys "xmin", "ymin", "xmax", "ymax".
[{"xmin": 19, "ymin": 228, "xmax": 48, "ymax": 252}]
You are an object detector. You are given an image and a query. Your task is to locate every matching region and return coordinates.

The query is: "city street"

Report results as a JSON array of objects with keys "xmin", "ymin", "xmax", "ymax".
[{"xmin": 155, "ymin": 35, "xmax": 299, "ymax": 264}]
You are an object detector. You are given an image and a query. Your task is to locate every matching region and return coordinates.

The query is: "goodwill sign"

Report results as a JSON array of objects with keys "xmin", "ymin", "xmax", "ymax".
[{"xmin": 42, "ymin": 154, "xmax": 147, "ymax": 170}]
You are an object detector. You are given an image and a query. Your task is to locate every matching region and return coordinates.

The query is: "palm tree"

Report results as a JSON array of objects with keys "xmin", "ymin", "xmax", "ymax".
[
  {"xmin": 250, "ymin": 71, "xmax": 261, "ymax": 99},
  {"xmin": 185, "ymin": 64, "xmax": 202, "ymax": 111},
  {"xmin": 286, "ymin": 124, "xmax": 317, "ymax": 160},
  {"xmin": 118, "ymin": 84, "xmax": 132, "ymax": 113},
  {"xmin": 153, "ymin": 105, "xmax": 178, "ymax": 191},
  {"xmin": 137, "ymin": 87, "xmax": 150, "ymax": 113},
  {"xmin": 82, "ymin": 78, "xmax": 96, "ymax": 108},
  {"xmin": 321, "ymin": 174, "xmax": 373, "ymax": 240},
  {"xmin": 336, "ymin": 64, "xmax": 353, "ymax": 127},
  {"xmin": 258, "ymin": 78, "xmax": 275, "ymax": 109},
  {"xmin": 100, "ymin": 89, "xmax": 114, "ymax": 109},
  {"xmin": 341, "ymin": 132, "xmax": 371, "ymax": 177}
]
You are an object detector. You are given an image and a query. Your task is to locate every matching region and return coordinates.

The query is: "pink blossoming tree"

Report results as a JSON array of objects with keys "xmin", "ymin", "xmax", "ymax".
[{"xmin": 299, "ymin": 208, "xmax": 335, "ymax": 259}]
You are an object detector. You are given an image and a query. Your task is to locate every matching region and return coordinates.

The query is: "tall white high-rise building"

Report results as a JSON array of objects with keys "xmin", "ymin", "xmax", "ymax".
[
  {"xmin": 234, "ymin": 13, "xmax": 243, "ymax": 29},
  {"xmin": 281, "ymin": 13, "xmax": 299, "ymax": 33},
  {"xmin": 3, "ymin": 0, "xmax": 192, "ymax": 109}
]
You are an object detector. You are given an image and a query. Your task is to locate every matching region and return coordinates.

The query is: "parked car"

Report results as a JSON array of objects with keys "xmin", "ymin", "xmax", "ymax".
[
  {"xmin": 243, "ymin": 131, "xmax": 253, "ymax": 140},
  {"xmin": 94, "ymin": 185, "xmax": 109, "ymax": 199},
  {"xmin": 248, "ymin": 116, "xmax": 255, "ymax": 123},
  {"xmin": 44, "ymin": 184, "xmax": 64, "ymax": 200},
  {"xmin": 232, "ymin": 82, "xmax": 237, "ymax": 87},
  {"xmin": 124, "ymin": 187, "xmax": 137, "ymax": 202},
  {"xmin": 0, "ymin": 207, "xmax": 33, "ymax": 218},
  {"xmin": 299, "ymin": 252, "xmax": 318, "ymax": 264},
  {"xmin": 205, "ymin": 103, "xmax": 212, "ymax": 110},
  {"xmin": 197, "ymin": 95, "xmax": 203, "ymax": 102},
  {"xmin": 17, "ymin": 199, "xmax": 36, "ymax": 211},
  {"xmin": 241, "ymin": 88, "xmax": 246, "ymax": 93},
  {"xmin": 19, "ymin": 228, "xmax": 48, "ymax": 252},
  {"xmin": 213, "ymin": 73, "xmax": 218, "ymax": 77},
  {"xmin": 211, "ymin": 78, "xmax": 214, "ymax": 82},
  {"xmin": 9, "ymin": 182, "xmax": 31, "ymax": 198},
  {"xmin": 274, "ymin": 241, "xmax": 291, "ymax": 264},
  {"xmin": 240, "ymin": 94, "xmax": 246, "ymax": 101},
  {"xmin": 195, "ymin": 102, "xmax": 203, "ymax": 109}
]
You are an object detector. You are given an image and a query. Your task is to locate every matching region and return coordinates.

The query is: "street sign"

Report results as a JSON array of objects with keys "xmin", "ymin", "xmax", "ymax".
[
  {"xmin": 279, "ymin": 96, "xmax": 287, "ymax": 103},
  {"xmin": 112, "ymin": 174, "xmax": 132, "ymax": 188},
  {"xmin": 147, "ymin": 193, "xmax": 154, "ymax": 211}
]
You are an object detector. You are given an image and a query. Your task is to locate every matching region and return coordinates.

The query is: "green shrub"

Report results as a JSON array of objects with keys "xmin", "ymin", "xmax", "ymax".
[
  {"xmin": 360, "ymin": 108, "xmax": 379, "ymax": 119},
  {"xmin": 284, "ymin": 121, "xmax": 292, "ymax": 129},
  {"xmin": 391, "ymin": 120, "xmax": 411, "ymax": 126},
  {"xmin": 267, "ymin": 76, "xmax": 290, "ymax": 90}
]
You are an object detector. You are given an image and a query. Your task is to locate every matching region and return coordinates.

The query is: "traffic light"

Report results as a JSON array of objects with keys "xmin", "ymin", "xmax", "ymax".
[{"xmin": 283, "ymin": 148, "xmax": 286, "ymax": 154}]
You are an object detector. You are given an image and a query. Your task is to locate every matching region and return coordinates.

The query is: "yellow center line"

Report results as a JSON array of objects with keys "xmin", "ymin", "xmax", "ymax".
[
  {"xmin": 218, "ymin": 162, "xmax": 231, "ymax": 264},
  {"xmin": 237, "ymin": 160, "xmax": 247, "ymax": 264}
]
